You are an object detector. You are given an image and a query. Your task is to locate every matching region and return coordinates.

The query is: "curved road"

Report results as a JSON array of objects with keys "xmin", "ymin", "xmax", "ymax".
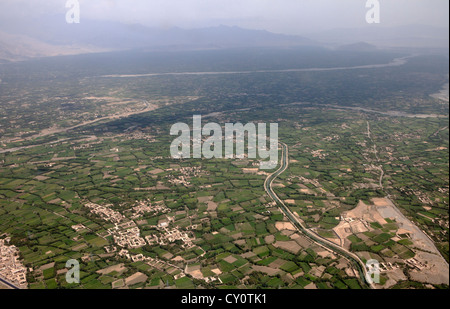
[{"xmin": 264, "ymin": 142, "xmax": 375, "ymax": 289}]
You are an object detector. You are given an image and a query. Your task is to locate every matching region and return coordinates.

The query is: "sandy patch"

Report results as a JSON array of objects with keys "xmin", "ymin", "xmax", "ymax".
[
  {"xmin": 372, "ymin": 198, "xmax": 390, "ymax": 207},
  {"xmin": 186, "ymin": 264, "xmax": 203, "ymax": 279},
  {"xmin": 189, "ymin": 270, "xmax": 204, "ymax": 279},
  {"xmin": 242, "ymin": 168, "xmax": 259, "ymax": 174},
  {"xmin": 347, "ymin": 200, "xmax": 387, "ymax": 225},
  {"xmin": 272, "ymin": 183, "xmax": 285, "ymax": 188},
  {"xmin": 350, "ymin": 220, "xmax": 369, "ymax": 233},
  {"xmin": 409, "ymin": 251, "xmax": 449, "ymax": 285}
]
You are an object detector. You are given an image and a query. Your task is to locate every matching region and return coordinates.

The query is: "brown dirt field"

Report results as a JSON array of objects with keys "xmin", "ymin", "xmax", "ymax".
[
  {"xmin": 372, "ymin": 197, "xmax": 390, "ymax": 207},
  {"xmin": 264, "ymin": 235, "xmax": 275, "ymax": 244},
  {"xmin": 97, "ymin": 263, "xmax": 127, "ymax": 275},
  {"xmin": 242, "ymin": 168, "xmax": 259, "ymax": 174},
  {"xmin": 223, "ymin": 255, "xmax": 238, "ymax": 264},
  {"xmin": 241, "ymin": 252, "xmax": 257, "ymax": 259},
  {"xmin": 268, "ymin": 258, "xmax": 288, "ymax": 269},
  {"xmin": 316, "ymin": 250, "xmax": 337, "ymax": 259},
  {"xmin": 273, "ymin": 241, "xmax": 302, "ymax": 254},
  {"xmin": 252, "ymin": 265, "xmax": 281, "ymax": 276},
  {"xmin": 309, "ymin": 265, "xmax": 326, "ymax": 278},
  {"xmin": 162, "ymin": 252, "xmax": 174, "ymax": 260},
  {"xmin": 234, "ymin": 239, "xmax": 246, "ymax": 246},
  {"xmin": 125, "ymin": 272, "xmax": 148, "ymax": 286},
  {"xmin": 197, "ymin": 196, "xmax": 213, "ymax": 203},
  {"xmin": 206, "ymin": 201, "xmax": 218, "ymax": 211},
  {"xmin": 304, "ymin": 282, "xmax": 317, "ymax": 289},
  {"xmin": 300, "ymin": 188, "xmax": 315, "ymax": 195},
  {"xmin": 293, "ymin": 235, "xmax": 313, "ymax": 248},
  {"xmin": 281, "ymin": 229, "xmax": 295, "ymax": 237},
  {"xmin": 149, "ymin": 168, "xmax": 164, "ymax": 175},
  {"xmin": 275, "ymin": 222, "xmax": 296, "ymax": 231}
]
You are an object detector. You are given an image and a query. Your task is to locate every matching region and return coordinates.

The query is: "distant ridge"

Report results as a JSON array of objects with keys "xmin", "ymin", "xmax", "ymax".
[
  {"xmin": 0, "ymin": 31, "xmax": 106, "ymax": 62},
  {"xmin": 0, "ymin": 17, "xmax": 321, "ymax": 61},
  {"xmin": 309, "ymin": 24, "xmax": 449, "ymax": 49}
]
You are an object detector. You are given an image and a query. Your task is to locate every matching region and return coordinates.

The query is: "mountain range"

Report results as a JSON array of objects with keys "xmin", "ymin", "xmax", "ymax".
[{"xmin": 0, "ymin": 15, "xmax": 448, "ymax": 62}]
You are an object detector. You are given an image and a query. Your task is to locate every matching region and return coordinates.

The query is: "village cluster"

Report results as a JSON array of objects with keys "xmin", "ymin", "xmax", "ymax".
[
  {"xmin": 145, "ymin": 226, "xmax": 195, "ymax": 249},
  {"xmin": 127, "ymin": 200, "xmax": 169, "ymax": 219},
  {"xmin": 83, "ymin": 201, "xmax": 196, "ymax": 252},
  {"xmin": 77, "ymin": 200, "xmax": 221, "ymax": 284},
  {"xmin": 84, "ymin": 202, "xmax": 125, "ymax": 223},
  {"xmin": 0, "ymin": 237, "xmax": 28, "ymax": 288},
  {"xmin": 167, "ymin": 166, "xmax": 203, "ymax": 187}
]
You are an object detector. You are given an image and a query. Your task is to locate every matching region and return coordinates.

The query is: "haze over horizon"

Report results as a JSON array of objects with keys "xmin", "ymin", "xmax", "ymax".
[
  {"xmin": 0, "ymin": 0, "xmax": 448, "ymax": 36},
  {"xmin": 0, "ymin": 0, "xmax": 448, "ymax": 62}
]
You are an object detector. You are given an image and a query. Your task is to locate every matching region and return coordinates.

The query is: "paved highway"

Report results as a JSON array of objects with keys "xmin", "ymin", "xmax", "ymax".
[{"xmin": 264, "ymin": 142, "xmax": 375, "ymax": 289}]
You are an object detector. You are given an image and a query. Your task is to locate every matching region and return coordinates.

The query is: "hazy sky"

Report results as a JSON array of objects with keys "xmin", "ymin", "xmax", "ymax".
[{"xmin": 0, "ymin": 0, "xmax": 448, "ymax": 34}]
